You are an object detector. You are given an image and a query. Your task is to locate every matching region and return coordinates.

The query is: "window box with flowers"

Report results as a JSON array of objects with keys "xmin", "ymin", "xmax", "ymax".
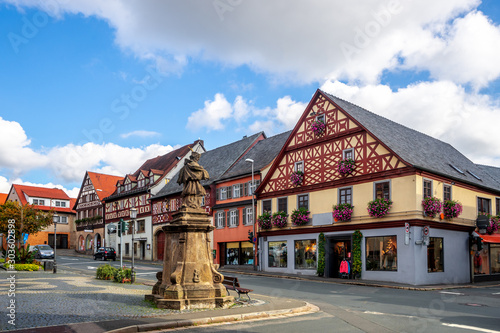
[
  {"xmin": 311, "ymin": 119, "xmax": 326, "ymax": 136},
  {"xmin": 291, "ymin": 207, "xmax": 310, "ymax": 226},
  {"xmin": 367, "ymin": 198, "xmax": 392, "ymax": 218},
  {"xmin": 337, "ymin": 158, "xmax": 355, "ymax": 176},
  {"xmin": 257, "ymin": 211, "xmax": 272, "ymax": 230},
  {"xmin": 271, "ymin": 211, "xmax": 288, "ymax": 228},
  {"xmin": 443, "ymin": 200, "xmax": 463, "ymax": 219},
  {"xmin": 290, "ymin": 170, "xmax": 304, "ymax": 186},
  {"xmin": 332, "ymin": 203, "xmax": 353, "ymax": 222},
  {"xmin": 422, "ymin": 196, "xmax": 442, "ymax": 218},
  {"xmin": 487, "ymin": 216, "xmax": 499, "ymax": 235}
]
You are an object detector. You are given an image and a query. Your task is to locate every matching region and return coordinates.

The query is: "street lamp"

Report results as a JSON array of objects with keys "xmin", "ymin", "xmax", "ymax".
[
  {"xmin": 245, "ymin": 158, "xmax": 257, "ymax": 271},
  {"xmin": 130, "ymin": 206, "xmax": 137, "ymax": 283},
  {"xmin": 52, "ymin": 213, "xmax": 60, "ymax": 273}
]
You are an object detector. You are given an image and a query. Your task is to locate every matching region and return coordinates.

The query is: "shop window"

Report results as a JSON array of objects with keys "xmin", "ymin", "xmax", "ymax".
[
  {"xmin": 339, "ymin": 187, "xmax": 352, "ymax": 205},
  {"xmin": 278, "ymin": 197, "xmax": 287, "ymax": 214},
  {"xmin": 262, "ymin": 200, "xmax": 272, "ymax": 214},
  {"xmin": 294, "ymin": 239, "xmax": 317, "ymax": 269},
  {"xmin": 443, "ymin": 184, "xmax": 452, "ymax": 201},
  {"xmin": 423, "ymin": 179, "xmax": 432, "ymax": 199},
  {"xmin": 268, "ymin": 241, "xmax": 287, "ymax": 268},
  {"xmin": 427, "ymin": 237, "xmax": 444, "ymax": 272},
  {"xmin": 374, "ymin": 181, "xmax": 390, "ymax": 200},
  {"xmin": 241, "ymin": 241, "xmax": 254, "ymax": 265},
  {"xmin": 365, "ymin": 236, "xmax": 397, "ymax": 271},
  {"xmin": 477, "ymin": 197, "xmax": 491, "ymax": 215},
  {"xmin": 490, "ymin": 244, "xmax": 500, "ymax": 274},
  {"xmin": 226, "ymin": 242, "xmax": 240, "ymax": 265}
]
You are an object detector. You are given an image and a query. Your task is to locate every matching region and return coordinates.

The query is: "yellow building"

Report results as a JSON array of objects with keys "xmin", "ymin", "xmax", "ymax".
[{"xmin": 255, "ymin": 90, "xmax": 500, "ymax": 285}]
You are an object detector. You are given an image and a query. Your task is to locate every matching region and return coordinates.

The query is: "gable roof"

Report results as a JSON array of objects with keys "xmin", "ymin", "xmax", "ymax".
[
  {"xmin": 0, "ymin": 193, "xmax": 7, "ymax": 204},
  {"xmin": 86, "ymin": 172, "xmax": 123, "ymax": 201},
  {"xmin": 322, "ymin": 90, "xmax": 500, "ymax": 192},
  {"xmin": 219, "ymin": 130, "xmax": 292, "ymax": 181},
  {"xmin": 10, "ymin": 184, "xmax": 74, "ymax": 213},
  {"xmin": 153, "ymin": 132, "xmax": 265, "ymax": 199}
]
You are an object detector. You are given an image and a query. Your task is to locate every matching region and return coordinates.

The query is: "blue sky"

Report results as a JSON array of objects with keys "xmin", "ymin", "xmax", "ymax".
[{"xmin": 1, "ymin": 0, "xmax": 500, "ymax": 197}]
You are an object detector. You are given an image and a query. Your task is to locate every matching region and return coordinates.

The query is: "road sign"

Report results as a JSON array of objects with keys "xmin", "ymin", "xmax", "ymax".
[
  {"xmin": 405, "ymin": 223, "xmax": 410, "ymax": 233},
  {"xmin": 423, "ymin": 226, "xmax": 430, "ymax": 236}
]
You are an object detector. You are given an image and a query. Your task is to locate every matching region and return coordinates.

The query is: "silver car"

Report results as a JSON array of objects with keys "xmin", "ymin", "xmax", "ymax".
[{"xmin": 31, "ymin": 245, "xmax": 54, "ymax": 259}]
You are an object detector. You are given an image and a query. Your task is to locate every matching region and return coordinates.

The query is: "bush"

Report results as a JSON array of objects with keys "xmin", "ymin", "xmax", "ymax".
[
  {"xmin": 317, "ymin": 232, "xmax": 325, "ymax": 277},
  {"xmin": 352, "ymin": 230, "xmax": 363, "ymax": 278},
  {"xmin": 96, "ymin": 264, "xmax": 118, "ymax": 280},
  {"xmin": 4, "ymin": 263, "xmax": 40, "ymax": 271},
  {"xmin": 113, "ymin": 268, "xmax": 132, "ymax": 283}
]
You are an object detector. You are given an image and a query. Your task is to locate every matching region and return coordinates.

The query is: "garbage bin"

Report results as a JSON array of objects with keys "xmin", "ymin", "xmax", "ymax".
[{"xmin": 44, "ymin": 261, "xmax": 54, "ymax": 271}]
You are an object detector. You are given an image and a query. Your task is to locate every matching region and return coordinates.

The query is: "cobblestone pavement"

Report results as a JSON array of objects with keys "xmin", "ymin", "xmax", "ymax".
[{"xmin": 0, "ymin": 270, "xmax": 187, "ymax": 331}]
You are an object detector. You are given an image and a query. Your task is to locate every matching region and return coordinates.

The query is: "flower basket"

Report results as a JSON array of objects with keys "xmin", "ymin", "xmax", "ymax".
[
  {"xmin": 367, "ymin": 198, "xmax": 392, "ymax": 218},
  {"xmin": 337, "ymin": 158, "xmax": 355, "ymax": 176},
  {"xmin": 311, "ymin": 119, "xmax": 326, "ymax": 136},
  {"xmin": 291, "ymin": 207, "xmax": 310, "ymax": 226},
  {"xmin": 443, "ymin": 200, "xmax": 463, "ymax": 219},
  {"xmin": 487, "ymin": 217, "xmax": 499, "ymax": 235},
  {"xmin": 290, "ymin": 171, "xmax": 304, "ymax": 186},
  {"xmin": 271, "ymin": 211, "xmax": 288, "ymax": 228},
  {"xmin": 422, "ymin": 196, "xmax": 442, "ymax": 218},
  {"xmin": 332, "ymin": 203, "xmax": 353, "ymax": 222},
  {"xmin": 257, "ymin": 211, "xmax": 272, "ymax": 230}
]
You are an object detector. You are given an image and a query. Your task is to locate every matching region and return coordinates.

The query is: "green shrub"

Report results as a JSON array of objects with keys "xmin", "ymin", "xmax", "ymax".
[
  {"xmin": 352, "ymin": 230, "xmax": 363, "ymax": 278},
  {"xmin": 317, "ymin": 232, "xmax": 325, "ymax": 277},
  {"xmin": 96, "ymin": 264, "xmax": 118, "ymax": 280},
  {"xmin": 4, "ymin": 263, "xmax": 40, "ymax": 271},
  {"xmin": 113, "ymin": 268, "xmax": 132, "ymax": 283}
]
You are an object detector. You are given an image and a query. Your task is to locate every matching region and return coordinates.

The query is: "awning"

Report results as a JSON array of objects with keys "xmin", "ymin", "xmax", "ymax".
[{"xmin": 473, "ymin": 231, "xmax": 500, "ymax": 243}]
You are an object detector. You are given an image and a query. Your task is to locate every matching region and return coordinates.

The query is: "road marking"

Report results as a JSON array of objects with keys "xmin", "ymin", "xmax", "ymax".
[
  {"xmin": 59, "ymin": 257, "xmax": 79, "ymax": 260},
  {"xmin": 439, "ymin": 291, "xmax": 464, "ymax": 296},
  {"xmin": 134, "ymin": 272, "xmax": 157, "ymax": 275},
  {"xmin": 87, "ymin": 266, "xmax": 98, "ymax": 270},
  {"xmin": 492, "ymin": 292, "xmax": 500, "ymax": 295},
  {"xmin": 442, "ymin": 323, "xmax": 500, "ymax": 333}
]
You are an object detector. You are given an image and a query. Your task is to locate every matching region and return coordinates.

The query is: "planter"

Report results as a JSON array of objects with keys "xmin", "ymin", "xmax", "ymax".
[
  {"xmin": 332, "ymin": 203, "xmax": 353, "ymax": 222},
  {"xmin": 290, "ymin": 171, "xmax": 304, "ymax": 186},
  {"xmin": 337, "ymin": 158, "xmax": 355, "ymax": 176},
  {"xmin": 311, "ymin": 119, "xmax": 326, "ymax": 136},
  {"xmin": 258, "ymin": 212, "xmax": 272, "ymax": 230},
  {"xmin": 367, "ymin": 198, "xmax": 392, "ymax": 218},
  {"xmin": 271, "ymin": 211, "xmax": 288, "ymax": 228},
  {"xmin": 422, "ymin": 197, "xmax": 442, "ymax": 218},
  {"xmin": 443, "ymin": 200, "xmax": 463, "ymax": 219},
  {"xmin": 291, "ymin": 207, "xmax": 310, "ymax": 226}
]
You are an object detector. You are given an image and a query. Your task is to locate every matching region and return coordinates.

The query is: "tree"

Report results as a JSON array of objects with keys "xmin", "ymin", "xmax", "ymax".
[{"xmin": 0, "ymin": 201, "xmax": 54, "ymax": 248}]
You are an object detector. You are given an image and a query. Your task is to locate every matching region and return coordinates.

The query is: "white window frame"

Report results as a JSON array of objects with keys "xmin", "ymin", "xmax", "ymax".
[
  {"xmin": 294, "ymin": 161, "xmax": 304, "ymax": 173},
  {"xmin": 316, "ymin": 114, "xmax": 325, "ymax": 123},
  {"xmin": 217, "ymin": 211, "xmax": 225, "ymax": 228},
  {"xmin": 342, "ymin": 148, "xmax": 354, "ymax": 160},
  {"xmin": 220, "ymin": 187, "xmax": 228, "ymax": 200},
  {"xmin": 229, "ymin": 210, "xmax": 238, "ymax": 227},
  {"xmin": 245, "ymin": 207, "xmax": 254, "ymax": 225},
  {"xmin": 233, "ymin": 184, "xmax": 241, "ymax": 198}
]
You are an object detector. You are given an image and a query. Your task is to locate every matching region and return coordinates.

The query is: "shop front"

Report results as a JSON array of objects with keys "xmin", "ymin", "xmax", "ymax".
[
  {"xmin": 219, "ymin": 241, "xmax": 254, "ymax": 266},
  {"xmin": 472, "ymin": 232, "xmax": 500, "ymax": 282}
]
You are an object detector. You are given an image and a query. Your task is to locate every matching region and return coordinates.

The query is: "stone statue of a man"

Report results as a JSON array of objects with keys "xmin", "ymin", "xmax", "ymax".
[{"xmin": 177, "ymin": 152, "xmax": 209, "ymax": 209}]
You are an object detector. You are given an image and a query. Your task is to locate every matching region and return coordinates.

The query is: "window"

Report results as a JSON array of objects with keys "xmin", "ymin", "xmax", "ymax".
[
  {"xmin": 428, "ymin": 237, "xmax": 444, "ymax": 272},
  {"xmin": 478, "ymin": 197, "xmax": 491, "ymax": 215},
  {"xmin": 423, "ymin": 179, "xmax": 432, "ymax": 199},
  {"xmin": 220, "ymin": 187, "xmax": 227, "ymax": 200},
  {"xmin": 339, "ymin": 187, "xmax": 352, "ymax": 204},
  {"xmin": 244, "ymin": 207, "xmax": 253, "ymax": 225},
  {"xmin": 374, "ymin": 181, "xmax": 390, "ymax": 200},
  {"xmin": 233, "ymin": 184, "xmax": 241, "ymax": 198},
  {"xmin": 496, "ymin": 198, "xmax": 500, "ymax": 216},
  {"xmin": 278, "ymin": 197, "xmax": 287, "ymax": 213},
  {"xmin": 443, "ymin": 184, "xmax": 452, "ymax": 201},
  {"xmin": 229, "ymin": 210, "xmax": 239, "ymax": 227},
  {"xmin": 295, "ymin": 161, "xmax": 304, "ymax": 173},
  {"xmin": 298, "ymin": 194, "xmax": 309, "ymax": 210},
  {"xmin": 170, "ymin": 199, "xmax": 177, "ymax": 211},
  {"xmin": 316, "ymin": 114, "xmax": 325, "ymax": 123},
  {"xmin": 294, "ymin": 239, "xmax": 317, "ymax": 269},
  {"xmin": 33, "ymin": 199, "xmax": 38, "ymax": 205},
  {"xmin": 59, "ymin": 216, "xmax": 68, "ymax": 224},
  {"xmin": 216, "ymin": 211, "xmax": 225, "ymax": 228},
  {"xmin": 55, "ymin": 201, "xmax": 61, "ymax": 207},
  {"xmin": 226, "ymin": 242, "xmax": 240, "ymax": 265},
  {"xmin": 125, "ymin": 243, "xmax": 130, "ymax": 255},
  {"xmin": 365, "ymin": 236, "xmax": 397, "ymax": 271},
  {"xmin": 490, "ymin": 244, "xmax": 500, "ymax": 274},
  {"xmin": 262, "ymin": 200, "xmax": 272, "ymax": 213},
  {"xmin": 343, "ymin": 148, "xmax": 354, "ymax": 160},
  {"xmin": 137, "ymin": 220, "xmax": 145, "ymax": 233},
  {"xmin": 245, "ymin": 180, "xmax": 260, "ymax": 196},
  {"xmin": 268, "ymin": 241, "xmax": 287, "ymax": 268}
]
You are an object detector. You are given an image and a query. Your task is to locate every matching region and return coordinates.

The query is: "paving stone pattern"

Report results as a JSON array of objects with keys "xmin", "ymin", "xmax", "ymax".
[{"xmin": 0, "ymin": 271, "xmax": 179, "ymax": 331}]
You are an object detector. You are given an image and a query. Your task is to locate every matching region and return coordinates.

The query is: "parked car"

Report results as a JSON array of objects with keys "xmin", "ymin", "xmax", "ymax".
[
  {"xmin": 93, "ymin": 247, "xmax": 116, "ymax": 261},
  {"xmin": 30, "ymin": 244, "xmax": 54, "ymax": 259}
]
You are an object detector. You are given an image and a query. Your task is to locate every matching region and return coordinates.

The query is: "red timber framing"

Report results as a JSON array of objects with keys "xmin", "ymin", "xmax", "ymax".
[
  {"xmin": 104, "ymin": 193, "xmax": 151, "ymax": 222},
  {"xmin": 258, "ymin": 90, "xmax": 409, "ymax": 199}
]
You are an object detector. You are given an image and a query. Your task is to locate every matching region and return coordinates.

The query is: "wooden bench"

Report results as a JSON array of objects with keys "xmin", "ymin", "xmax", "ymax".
[{"xmin": 222, "ymin": 276, "xmax": 253, "ymax": 301}]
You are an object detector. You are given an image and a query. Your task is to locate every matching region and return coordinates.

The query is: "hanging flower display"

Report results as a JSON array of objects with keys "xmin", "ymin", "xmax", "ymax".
[
  {"xmin": 332, "ymin": 203, "xmax": 354, "ymax": 222},
  {"xmin": 487, "ymin": 216, "xmax": 499, "ymax": 235},
  {"xmin": 271, "ymin": 211, "xmax": 288, "ymax": 228},
  {"xmin": 443, "ymin": 200, "xmax": 463, "ymax": 219},
  {"xmin": 290, "ymin": 170, "xmax": 304, "ymax": 186},
  {"xmin": 291, "ymin": 207, "xmax": 310, "ymax": 226},
  {"xmin": 257, "ymin": 211, "xmax": 272, "ymax": 230},
  {"xmin": 311, "ymin": 119, "xmax": 326, "ymax": 136},
  {"xmin": 337, "ymin": 158, "xmax": 355, "ymax": 176},
  {"xmin": 422, "ymin": 196, "xmax": 442, "ymax": 218},
  {"xmin": 367, "ymin": 198, "xmax": 392, "ymax": 218}
]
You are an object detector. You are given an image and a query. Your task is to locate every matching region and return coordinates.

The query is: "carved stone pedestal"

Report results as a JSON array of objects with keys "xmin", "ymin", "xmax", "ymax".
[{"xmin": 146, "ymin": 207, "xmax": 233, "ymax": 310}]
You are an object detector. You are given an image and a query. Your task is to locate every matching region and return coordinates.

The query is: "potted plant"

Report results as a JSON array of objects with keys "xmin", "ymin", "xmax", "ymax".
[
  {"xmin": 311, "ymin": 119, "xmax": 326, "ymax": 136},
  {"xmin": 332, "ymin": 203, "xmax": 354, "ymax": 222},
  {"xmin": 487, "ymin": 216, "xmax": 499, "ymax": 235},
  {"xmin": 257, "ymin": 211, "xmax": 272, "ymax": 230},
  {"xmin": 291, "ymin": 207, "xmax": 310, "ymax": 226},
  {"xmin": 290, "ymin": 170, "xmax": 304, "ymax": 186},
  {"xmin": 337, "ymin": 158, "xmax": 355, "ymax": 176},
  {"xmin": 422, "ymin": 196, "xmax": 442, "ymax": 218},
  {"xmin": 352, "ymin": 230, "xmax": 363, "ymax": 278},
  {"xmin": 367, "ymin": 198, "xmax": 392, "ymax": 218},
  {"xmin": 271, "ymin": 211, "xmax": 288, "ymax": 228},
  {"xmin": 443, "ymin": 200, "xmax": 463, "ymax": 219},
  {"xmin": 317, "ymin": 232, "xmax": 325, "ymax": 277}
]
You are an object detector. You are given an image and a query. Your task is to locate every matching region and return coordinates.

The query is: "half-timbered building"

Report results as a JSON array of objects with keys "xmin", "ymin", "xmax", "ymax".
[
  {"xmin": 256, "ymin": 89, "xmax": 500, "ymax": 285},
  {"xmin": 73, "ymin": 171, "xmax": 123, "ymax": 253},
  {"xmin": 103, "ymin": 140, "xmax": 205, "ymax": 261}
]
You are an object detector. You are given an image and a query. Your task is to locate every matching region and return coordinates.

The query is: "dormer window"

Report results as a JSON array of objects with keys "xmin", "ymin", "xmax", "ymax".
[{"xmin": 449, "ymin": 164, "xmax": 465, "ymax": 175}]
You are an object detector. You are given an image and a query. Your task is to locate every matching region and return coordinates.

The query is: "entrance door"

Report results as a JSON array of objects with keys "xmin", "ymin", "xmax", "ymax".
[
  {"xmin": 140, "ymin": 241, "xmax": 146, "ymax": 260},
  {"xmin": 156, "ymin": 231, "xmax": 165, "ymax": 261},
  {"xmin": 328, "ymin": 239, "xmax": 352, "ymax": 278}
]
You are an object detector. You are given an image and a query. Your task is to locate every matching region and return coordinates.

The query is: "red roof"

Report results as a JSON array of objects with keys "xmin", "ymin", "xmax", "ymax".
[
  {"xmin": 87, "ymin": 172, "xmax": 123, "ymax": 201},
  {"xmin": 10, "ymin": 184, "xmax": 74, "ymax": 214},
  {"xmin": 0, "ymin": 193, "xmax": 7, "ymax": 204}
]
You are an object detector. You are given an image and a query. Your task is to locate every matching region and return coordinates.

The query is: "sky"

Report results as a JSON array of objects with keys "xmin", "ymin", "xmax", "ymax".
[{"xmin": 1, "ymin": 0, "xmax": 500, "ymax": 198}]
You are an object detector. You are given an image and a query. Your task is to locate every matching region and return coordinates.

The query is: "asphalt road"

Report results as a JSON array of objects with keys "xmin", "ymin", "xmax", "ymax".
[{"xmin": 57, "ymin": 255, "xmax": 500, "ymax": 333}]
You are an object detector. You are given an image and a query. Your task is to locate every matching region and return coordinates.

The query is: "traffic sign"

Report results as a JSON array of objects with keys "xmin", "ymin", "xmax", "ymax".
[
  {"xmin": 405, "ymin": 223, "xmax": 410, "ymax": 233},
  {"xmin": 423, "ymin": 226, "xmax": 430, "ymax": 236}
]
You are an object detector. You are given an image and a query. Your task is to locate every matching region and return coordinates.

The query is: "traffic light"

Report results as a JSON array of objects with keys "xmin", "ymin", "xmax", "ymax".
[
  {"xmin": 118, "ymin": 219, "xmax": 122, "ymax": 237},
  {"xmin": 122, "ymin": 220, "xmax": 129, "ymax": 233},
  {"xmin": 477, "ymin": 237, "xmax": 483, "ymax": 251},
  {"xmin": 248, "ymin": 231, "xmax": 254, "ymax": 244}
]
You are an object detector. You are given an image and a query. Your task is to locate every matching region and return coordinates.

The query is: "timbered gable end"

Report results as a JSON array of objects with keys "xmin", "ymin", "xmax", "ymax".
[{"xmin": 259, "ymin": 90, "xmax": 407, "ymax": 197}]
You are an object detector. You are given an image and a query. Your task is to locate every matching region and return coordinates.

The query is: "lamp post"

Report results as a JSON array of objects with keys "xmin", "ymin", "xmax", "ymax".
[
  {"xmin": 52, "ymin": 213, "xmax": 60, "ymax": 274},
  {"xmin": 130, "ymin": 206, "xmax": 137, "ymax": 283},
  {"xmin": 245, "ymin": 158, "xmax": 257, "ymax": 271}
]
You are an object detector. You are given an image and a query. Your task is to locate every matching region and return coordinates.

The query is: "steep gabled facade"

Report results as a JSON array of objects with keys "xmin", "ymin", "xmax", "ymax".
[
  {"xmin": 104, "ymin": 140, "xmax": 205, "ymax": 260},
  {"xmin": 73, "ymin": 171, "xmax": 123, "ymax": 253},
  {"xmin": 256, "ymin": 90, "xmax": 500, "ymax": 285}
]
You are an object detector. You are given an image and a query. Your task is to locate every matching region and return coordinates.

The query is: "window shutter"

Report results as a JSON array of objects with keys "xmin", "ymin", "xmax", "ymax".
[
  {"xmin": 242, "ymin": 208, "xmax": 247, "ymax": 225},
  {"xmin": 227, "ymin": 186, "xmax": 232, "ymax": 199},
  {"xmin": 244, "ymin": 183, "xmax": 248, "ymax": 196},
  {"xmin": 240, "ymin": 184, "xmax": 243, "ymax": 197},
  {"xmin": 236, "ymin": 209, "xmax": 240, "ymax": 226},
  {"xmin": 216, "ymin": 188, "xmax": 220, "ymax": 201},
  {"xmin": 224, "ymin": 211, "xmax": 227, "ymax": 227}
]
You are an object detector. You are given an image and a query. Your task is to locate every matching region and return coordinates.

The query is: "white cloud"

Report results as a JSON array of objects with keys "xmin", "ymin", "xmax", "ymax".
[
  {"xmin": 321, "ymin": 80, "xmax": 500, "ymax": 167},
  {"xmin": 187, "ymin": 93, "xmax": 233, "ymax": 131},
  {"xmin": 120, "ymin": 130, "xmax": 161, "ymax": 139}
]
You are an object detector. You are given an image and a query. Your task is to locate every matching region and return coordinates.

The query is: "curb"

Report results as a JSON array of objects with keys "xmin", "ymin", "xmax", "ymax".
[{"xmin": 105, "ymin": 302, "xmax": 319, "ymax": 333}]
